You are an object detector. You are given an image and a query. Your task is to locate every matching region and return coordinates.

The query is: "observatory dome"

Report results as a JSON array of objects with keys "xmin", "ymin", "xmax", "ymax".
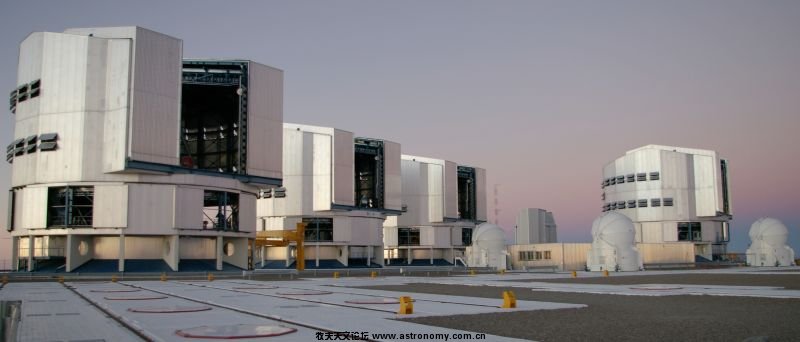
[
  {"xmin": 591, "ymin": 212, "xmax": 636, "ymax": 247},
  {"xmin": 749, "ymin": 217, "xmax": 789, "ymax": 247},
  {"xmin": 587, "ymin": 212, "xmax": 642, "ymax": 272},
  {"xmin": 465, "ymin": 223, "xmax": 507, "ymax": 270},
  {"xmin": 746, "ymin": 217, "xmax": 795, "ymax": 267}
]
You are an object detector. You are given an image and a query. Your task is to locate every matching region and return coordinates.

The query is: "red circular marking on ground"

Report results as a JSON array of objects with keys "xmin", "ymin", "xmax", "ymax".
[
  {"xmin": 175, "ymin": 324, "xmax": 297, "ymax": 339},
  {"xmin": 276, "ymin": 290, "xmax": 333, "ymax": 296},
  {"xmin": 128, "ymin": 305, "xmax": 212, "ymax": 313},
  {"xmin": 103, "ymin": 295, "xmax": 168, "ymax": 300}
]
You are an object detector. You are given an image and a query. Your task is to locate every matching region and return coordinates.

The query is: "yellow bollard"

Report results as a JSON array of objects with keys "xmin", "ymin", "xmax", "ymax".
[
  {"xmin": 469, "ymin": 270, "xmax": 476, "ymax": 276},
  {"xmin": 398, "ymin": 296, "xmax": 414, "ymax": 314},
  {"xmin": 160, "ymin": 273, "xmax": 167, "ymax": 282},
  {"xmin": 603, "ymin": 269, "xmax": 609, "ymax": 277},
  {"xmin": 499, "ymin": 269, "xmax": 506, "ymax": 275},
  {"xmin": 571, "ymin": 271, "xmax": 577, "ymax": 278},
  {"xmin": 2, "ymin": 275, "xmax": 8, "ymax": 285},
  {"xmin": 333, "ymin": 272, "xmax": 340, "ymax": 279},
  {"xmin": 111, "ymin": 275, "xmax": 118, "ymax": 283},
  {"xmin": 502, "ymin": 291, "xmax": 516, "ymax": 309},
  {"xmin": 57, "ymin": 276, "xmax": 64, "ymax": 284},
  {"xmin": 207, "ymin": 273, "xmax": 215, "ymax": 282},
  {"xmin": 370, "ymin": 271, "xmax": 377, "ymax": 278}
]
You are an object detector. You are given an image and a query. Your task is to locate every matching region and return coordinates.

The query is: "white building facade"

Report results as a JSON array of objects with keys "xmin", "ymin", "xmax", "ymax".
[
  {"xmin": 257, "ymin": 124, "xmax": 402, "ymax": 268},
  {"xmin": 602, "ymin": 145, "xmax": 732, "ymax": 260},
  {"xmin": 6, "ymin": 27, "xmax": 283, "ymax": 272},
  {"xmin": 515, "ymin": 208, "xmax": 557, "ymax": 244},
  {"xmin": 383, "ymin": 155, "xmax": 487, "ymax": 266}
]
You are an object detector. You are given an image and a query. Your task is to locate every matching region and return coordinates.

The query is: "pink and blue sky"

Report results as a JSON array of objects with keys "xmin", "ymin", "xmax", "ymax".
[{"xmin": 1, "ymin": 1, "xmax": 799, "ymax": 259}]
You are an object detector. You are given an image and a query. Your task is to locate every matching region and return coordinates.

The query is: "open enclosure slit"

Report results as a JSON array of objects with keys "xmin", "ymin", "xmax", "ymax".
[
  {"xmin": 181, "ymin": 61, "xmax": 248, "ymax": 174},
  {"xmin": 354, "ymin": 138, "xmax": 384, "ymax": 209},
  {"xmin": 457, "ymin": 166, "xmax": 477, "ymax": 220}
]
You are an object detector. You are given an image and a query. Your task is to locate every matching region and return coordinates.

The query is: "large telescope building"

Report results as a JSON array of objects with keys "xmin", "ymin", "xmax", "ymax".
[
  {"xmin": 383, "ymin": 155, "xmax": 487, "ymax": 266},
  {"xmin": 256, "ymin": 124, "xmax": 402, "ymax": 268},
  {"xmin": 6, "ymin": 27, "xmax": 283, "ymax": 272},
  {"xmin": 601, "ymin": 145, "xmax": 732, "ymax": 260}
]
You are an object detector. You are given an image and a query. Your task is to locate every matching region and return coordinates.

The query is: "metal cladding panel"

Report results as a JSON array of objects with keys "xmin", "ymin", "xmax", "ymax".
[
  {"xmin": 333, "ymin": 216, "xmax": 352, "ymax": 243},
  {"xmin": 247, "ymin": 62, "xmax": 283, "ymax": 179},
  {"xmin": 179, "ymin": 237, "xmax": 215, "ymax": 259},
  {"xmin": 420, "ymin": 226, "xmax": 435, "ymax": 246},
  {"xmin": 383, "ymin": 226, "xmax": 398, "ymax": 246},
  {"xmin": 396, "ymin": 159, "xmax": 424, "ymax": 227},
  {"xmin": 128, "ymin": 27, "xmax": 182, "ymax": 166},
  {"xmin": 174, "ymin": 186, "xmax": 203, "ymax": 229},
  {"xmin": 474, "ymin": 167, "xmax": 487, "ymax": 221},
  {"xmin": 12, "ymin": 190, "xmax": 24, "ymax": 232},
  {"xmin": 443, "ymin": 160, "xmax": 458, "ymax": 219},
  {"xmin": 127, "ymin": 184, "xmax": 176, "ymax": 234},
  {"xmin": 275, "ymin": 128, "xmax": 308, "ymax": 217},
  {"xmin": 312, "ymin": 132, "xmax": 333, "ymax": 211},
  {"xmin": 638, "ymin": 243, "xmax": 694, "ymax": 264},
  {"xmin": 382, "ymin": 140, "xmax": 402, "ymax": 211},
  {"xmin": 332, "ymin": 129, "xmax": 355, "ymax": 206},
  {"xmin": 92, "ymin": 236, "xmax": 121, "ymax": 259},
  {"xmin": 21, "ymin": 187, "xmax": 47, "ymax": 229},
  {"xmin": 93, "ymin": 184, "xmax": 128, "ymax": 228},
  {"xmin": 433, "ymin": 226, "xmax": 452, "ymax": 248},
  {"xmin": 238, "ymin": 194, "xmax": 256, "ymax": 233},
  {"xmin": 427, "ymin": 163, "xmax": 444, "ymax": 223},
  {"xmin": 101, "ymin": 39, "xmax": 133, "ymax": 173},
  {"xmin": 692, "ymin": 154, "xmax": 717, "ymax": 217}
]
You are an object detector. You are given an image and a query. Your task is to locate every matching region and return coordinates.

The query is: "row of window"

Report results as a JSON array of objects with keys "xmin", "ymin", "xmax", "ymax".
[
  {"xmin": 41, "ymin": 186, "xmax": 241, "ymax": 231},
  {"xmin": 602, "ymin": 172, "xmax": 659, "ymax": 188},
  {"xmin": 602, "ymin": 198, "xmax": 673, "ymax": 211},
  {"xmin": 9, "ymin": 79, "xmax": 41, "ymax": 114},
  {"xmin": 6, "ymin": 133, "xmax": 58, "ymax": 163},
  {"xmin": 518, "ymin": 250, "xmax": 551, "ymax": 261}
]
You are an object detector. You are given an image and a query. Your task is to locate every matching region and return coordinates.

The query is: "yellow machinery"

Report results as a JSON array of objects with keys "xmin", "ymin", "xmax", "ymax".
[{"xmin": 254, "ymin": 222, "xmax": 306, "ymax": 271}]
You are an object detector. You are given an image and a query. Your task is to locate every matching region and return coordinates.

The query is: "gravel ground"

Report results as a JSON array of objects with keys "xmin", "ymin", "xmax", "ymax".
[
  {"xmin": 358, "ymin": 283, "xmax": 800, "ymax": 342},
  {"xmin": 511, "ymin": 273, "xmax": 800, "ymax": 290}
]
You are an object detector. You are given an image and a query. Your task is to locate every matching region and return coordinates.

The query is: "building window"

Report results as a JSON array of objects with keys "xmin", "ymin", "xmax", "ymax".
[
  {"xmin": 616, "ymin": 175, "xmax": 625, "ymax": 184},
  {"xmin": 609, "ymin": 178, "xmax": 616, "ymax": 185},
  {"xmin": 627, "ymin": 200, "xmax": 636, "ymax": 208},
  {"xmin": 663, "ymin": 198, "xmax": 674, "ymax": 206},
  {"xmin": 651, "ymin": 198, "xmax": 661, "ymax": 207},
  {"xmin": 535, "ymin": 251, "xmax": 543, "ymax": 260},
  {"xmin": 626, "ymin": 174, "xmax": 635, "ymax": 182},
  {"xmin": 638, "ymin": 199, "xmax": 648, "ymax": 208},
  {"xmin": 398, "ymin": 228, "xmax": 420, "ymax": 246},
  {"xmin": 649, "ymin": 172, "xmax": 660, "ymax": 181},
  {"xmin": 617, "ymin": 201, "xmax": 625, "ymax": 209},
  {"xmin": 47, "ymin": 186, "xmax": 94, "ymax": 227},
  {"xmin": 543, "ymin": 251, "xmax": 551, "ymax": 260},
  {"xmin": 303, "ymin": 217, "xmax": 333, "ymax": 242},
  {"xmin": 678, "ymin": 222, "xmax": 702, "ymax": 241},
  {"xmin": 636, "ymin": 173, "xmax": 647, "ymax": 181},
  {"xmin": 462, "ymin": 227, "xmax": 473, "ymax": 246},
  {"xmin": 203, "ymin": 190, "xmax": 239, "ymax": 231}
]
